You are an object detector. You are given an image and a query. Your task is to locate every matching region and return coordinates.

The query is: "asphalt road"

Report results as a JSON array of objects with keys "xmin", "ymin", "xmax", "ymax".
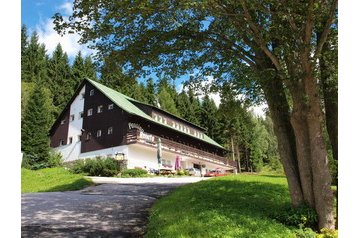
[{"xmin": 21, "ymin": 177, "xmax": 209, "ymax": 238}]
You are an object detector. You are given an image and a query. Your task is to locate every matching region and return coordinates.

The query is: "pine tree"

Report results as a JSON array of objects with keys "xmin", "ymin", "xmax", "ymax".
[
  {"xmin": 47, "ymin": 43, "xmax": 73, "ymax": 116},
  {"xmin": 176, "ymin": 91, "xmax": 191, "ymax": 119},
  {"xmin": 21, "ymin": 84, "xmax": 52, "ymax": 168},
  {"xmin": 71, "ymin": 51, "xmax": 85, "ymax": 86},
  {"xmin": 83, "ymin": 55, "xmax": 97, "ymax": 80},
  {"xmin": 100, "ymin": 57, "xmax": 136, "ymax": 95},
  {"xmin": 145, "ymin": 78, "xmax": 156, "ymax": 106},
  {"xmin": 200, "ymin": 95, "xmax": 220, "ymax": 141},
  {"xmin": 186, "ymin": 88, "xmax": 201, "ymax": 125},
  {"xmin": 22, "ymin": 31, "xmax": 47, "ymax": 83},
  {"xmin": 157, "ymin": 87, "xmax": 180, "ymax": 116}
]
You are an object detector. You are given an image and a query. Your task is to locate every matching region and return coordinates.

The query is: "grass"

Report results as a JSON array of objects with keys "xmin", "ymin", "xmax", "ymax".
[
  {"xmin": 21, "ymin": 167, "xmax": 93, "ymax": 193},
  {"xmin": 146, "ymin": 174, "xmax": 299, "ymax": 238}
]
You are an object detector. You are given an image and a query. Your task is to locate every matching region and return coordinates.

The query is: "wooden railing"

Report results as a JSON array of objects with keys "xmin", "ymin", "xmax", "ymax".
[{"xmin": 125, "ymin": 129, "xmax": 236, "ymax": 168}]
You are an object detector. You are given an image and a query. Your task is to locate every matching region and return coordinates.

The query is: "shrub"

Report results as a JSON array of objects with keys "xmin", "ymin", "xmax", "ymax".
[
  {"xmin": 295, "ymin": 227, "xmax": 317, "ymax": 238},
  {"xmin": 177, "ymin": 169, "xmax": 185, "ymax": 176},
  {"xmin": 47, "ymin": 150, "xmax": 63, "ymax": 168},
  {"xmin": 70, "ymin": 157, "xmax": 120, "ymax": 177},
  {"xmin": 272, "ymin": 203, "xmax": 318, "ymax": 229},
  {"xmin": 121, "ymin": 168, "xmax": 148, "ymax": 177},
  {"xmin": 316, "ymin": 228, "xmax": 338, "ymax": 238}
]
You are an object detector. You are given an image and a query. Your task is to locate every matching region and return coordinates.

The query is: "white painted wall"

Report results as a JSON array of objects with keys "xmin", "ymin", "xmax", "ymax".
[
  {"xmin": 79, "ymin": 145, "xmax": 129, "ymax": 159},
  {"xmin": 56, "ymin": 86, "xmax": 85, "ymax": 162}
]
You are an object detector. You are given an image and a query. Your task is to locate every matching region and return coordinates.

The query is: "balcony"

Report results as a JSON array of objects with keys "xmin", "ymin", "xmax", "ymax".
[{"xmin": 125, "ymin": 129, "xmax": 236, "ymax": 168}]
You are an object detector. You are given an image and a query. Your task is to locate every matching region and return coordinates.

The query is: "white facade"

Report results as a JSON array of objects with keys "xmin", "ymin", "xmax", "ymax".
[
  {"xmin": 79, "ymin": 145, "xmax": 129, "ymax": 160},
  {"xmin": 55, "ymin": 86, "xmax": 86, "ymax": 162}
]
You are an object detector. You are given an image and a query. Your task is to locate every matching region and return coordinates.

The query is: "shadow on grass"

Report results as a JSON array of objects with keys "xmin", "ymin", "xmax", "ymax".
[{"xmin": 39, "ymin": 178, "xmax": 93, "ymax": 192}]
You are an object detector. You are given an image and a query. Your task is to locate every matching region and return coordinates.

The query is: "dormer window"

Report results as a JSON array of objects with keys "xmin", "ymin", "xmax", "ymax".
[
  {"xmin": 108, "ymin": 127, "xmax": 113, "ymax": 135},
  {"xmin": 90, "ymin": 89, "xmax": 95, "ymax": 96},
  {"xmin": 87, "ymin": 108, "xmax": 93, "ymax": 116},
  {"xmin": 108, "ymin": 104, "xmax": 114, "ymax": 110}
]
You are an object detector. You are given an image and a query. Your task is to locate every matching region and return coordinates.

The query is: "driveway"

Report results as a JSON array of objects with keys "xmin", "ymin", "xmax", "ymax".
[{"xmin": 21, "ymin": 177, "xmax": 209, "ymax": 237}]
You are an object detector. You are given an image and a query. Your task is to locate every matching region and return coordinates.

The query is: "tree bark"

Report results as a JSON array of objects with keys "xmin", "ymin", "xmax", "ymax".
[
  {"xmin": 261, "ymin": 77, "xmax": 304, "ymax": 206},
  {"xmin": 235, "ymin": 143, "xmax": 241, "ymax": 173},
  {"xmin": 290, "ymin": 89, "xmax": 316, "ymax": 209},
  {"xmin": 304, "ymin": 73, "xmax": 335, "ymax": 229}
]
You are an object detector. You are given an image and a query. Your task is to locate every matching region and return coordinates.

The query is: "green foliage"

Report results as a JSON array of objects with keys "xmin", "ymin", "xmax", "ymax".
[
  {"xmin": 146, "ymin": 175, "xmax": 299, "ymax": 237},
  {"xmin": 21, "ymin": 84, "xmax": 53, "ymax": 169},
  {"xmin": 21, "ymin": 167, "xmax": 93, "ymax": 193},
  {"xmin": 47, "ymin": 150, "xmax": 64, "ymax": 168},
  {"xmin": 294, "ymin": 227, "xmax": 317, "ymax": 238},
  {"xmin": 272, "ymin": 204, "xmax": 318, "ymax": 230},
  {"xmin": 121, "ymin": 168, "xmax": 148, "ymax": 177},
  {"xmin": 157, "ymin": 87, "xmax": 180, "ymax": 116},
  {"xmin": 176, "ymin": 169, "xmax": 185, "ymax": 176},
  {"xmin": 70, "ymin": 157, "xmax": 120, "ymax": 177},
  {"xmin": 316, "ymin": 228, "xmax": 338, "ymax": 238}
]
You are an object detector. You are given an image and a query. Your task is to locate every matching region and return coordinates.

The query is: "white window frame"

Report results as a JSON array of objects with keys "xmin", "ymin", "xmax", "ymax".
[
  {"xmin": 96, "ymin": 130, "xmax": 102, "ymax": 137},
  {"xmin": 59, "ymin": 139, "xmax": 65, "ymax": 146},
  {"xmin": 87, "ymin": 108, "xmax": 93, "ymax": 116},
  {"xmin": 97, "ymin": 105, "xmax": 103, "ymax": 113},
  {"xmin": 108, "ymin": 127, "xmax": 113, "ymax": 135},
  {"xmin": 86, "ymin": 132, "xmax": 91, "ymax": 140},
  {"xmin": 90, "ymin": 89, "xmax": 95, "ymax": 96},
  {"xmin": 108, "ymin": 104, "xmax": 114, "ymax": 110}
]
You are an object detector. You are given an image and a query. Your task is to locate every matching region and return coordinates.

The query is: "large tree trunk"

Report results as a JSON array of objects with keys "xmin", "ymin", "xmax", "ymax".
[
  {"xmin": 304, "ymin": 73, "xmax": 335, "ymax": 229},
  {"xmin": 261, "ymin": 77, "xmax": 304, "ymax": 206},
  {"xmin": 290, "ymin": 89, "xmax": 315, "ymax": 209}
]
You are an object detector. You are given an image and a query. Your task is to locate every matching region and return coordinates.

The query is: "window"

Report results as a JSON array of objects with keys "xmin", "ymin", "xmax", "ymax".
[
  {"xmin": 163, "ymin": 118, "xmax": 167, "ymax": 124},
  {"xmin": 68, "ymin": 137, "xmax": 73, "ymax": 144},
  {"xmin": 87, "ymin": 108, "xmax": 93, "ymax": 116},
  {"xmin": 61, "ymin": 119, "xmax": 66, "ymax": 125},
  {"xmin": 96, "ymin": 130, "xmax": 102, "ymax": 137},
  {"xmin": 59, "ymin": 139, "xmax": 65, "ymax": 146},
  {"xmin": 154, "ymin": 114, "xmax": 158, "ymax": 121},
  {"xmin": 108, "ymin": 127, "xmax": 113, "ymax": 135},
  {"xmin": 108, "ymin": 104, "xmax": 114, "ymax": 110},
  {"xmin": 78, "ymin": 135, "xmax": 81, "ymax": 141},
  {"xmin": 90, "ymin": 89, "xmax": 94, "ymax": 96},
  {"xmin": 80, "ymin": 93, "xmax": 85, "ymax": 99},
  {"xmin": 158, "ymin": 116, "xmax": 162, "ymax": 122},
  {"xmin": 70, "ymin": 114, "xmax": 75, "ymax": 121},
  {"xmin": 97, "ymin": 105, "xmax": 103, "ymax": 113},
  {"xmin": 79, "ymin": 111, "xmax": 84, "ymax": 118},
  {"xmin": 86, "ymin": 132, "xmax": 91, "ymax": 140}
]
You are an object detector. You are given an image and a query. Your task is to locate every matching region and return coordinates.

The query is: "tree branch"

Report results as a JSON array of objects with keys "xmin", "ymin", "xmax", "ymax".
[
  {"xmin": 315, "ymin": 0, "xmax": 338, "ymax": 58},
  {"xmin": 239, "ymin": 0, "xmax": 282, "ymax": 71}
]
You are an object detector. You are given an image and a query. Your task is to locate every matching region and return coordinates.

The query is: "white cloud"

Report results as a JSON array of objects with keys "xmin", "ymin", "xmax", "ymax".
[
  {"xmin": 35, "ymin": 1, "xmax": 94, "ymax": 59},
  {"xmin": 58, "ymin": 2, "xmax": 73, "ymax": 16}
]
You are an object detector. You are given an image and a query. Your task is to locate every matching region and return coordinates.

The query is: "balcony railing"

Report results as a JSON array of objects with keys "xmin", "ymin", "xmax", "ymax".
[{"xmin": 125, "ymin": 129, "xmax": 236, "ymax": 168}]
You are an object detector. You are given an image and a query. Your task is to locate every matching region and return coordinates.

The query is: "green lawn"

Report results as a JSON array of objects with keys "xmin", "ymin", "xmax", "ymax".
[
  {"xmin": 21, "ymin": 167, "xmax": 93, "ymax": 193},
  {"xmin": 146, "ymin": 174, "xmax": 299, "ymax": 238}
]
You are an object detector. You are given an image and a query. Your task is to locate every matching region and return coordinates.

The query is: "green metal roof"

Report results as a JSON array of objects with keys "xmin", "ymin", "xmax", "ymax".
[{"xmin": 86, "ymin": 78, "xmax": 225, "ymax": 149}]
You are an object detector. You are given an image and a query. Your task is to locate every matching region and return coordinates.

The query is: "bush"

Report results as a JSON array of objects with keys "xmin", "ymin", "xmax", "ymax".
[
  {"xmin": 47, "ymin": 150, "xmax": 63, "ymax": 168},
  {"xmin": 316, "ymin": 228, "xmax": 338, "ymax": 238},
  {"xmin": 121, "ymin": 168, "xmax": 148, "ymax": 177},
  {"xmin": 177, "ymin": 169, "xmax": 185, "ymax": 176},
  {"xmin": 70, "ymin": 157, "xmax": 120, "ymax": 177},
  {"xmin": 295, "ymin": 227, "xmax": 317, "ymax": 238},
  {"xmin": 272, "ymin": 203, "xmax": 318, "ymax": 229}
]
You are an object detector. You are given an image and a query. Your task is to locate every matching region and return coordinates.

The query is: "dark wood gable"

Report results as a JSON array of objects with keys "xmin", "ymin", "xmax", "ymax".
[{"xmin": 80, "ymin": 81, "xmax": 129, "ymax": 153}]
